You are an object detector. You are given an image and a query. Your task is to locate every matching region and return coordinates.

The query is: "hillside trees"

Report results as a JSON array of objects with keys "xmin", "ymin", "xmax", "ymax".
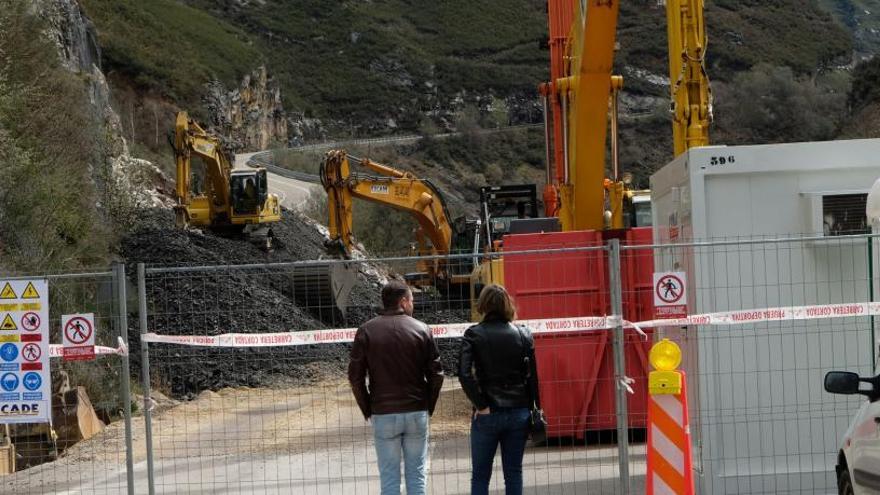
[{"xmin": 713, "ymin": 64, "xmax": 849, "ymax": 145}]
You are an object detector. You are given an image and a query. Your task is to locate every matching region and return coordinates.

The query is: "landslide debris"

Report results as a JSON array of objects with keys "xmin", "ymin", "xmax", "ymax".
[{"xmin": 121, "ymin": 207, "xmax": 468, "ymax": 397}]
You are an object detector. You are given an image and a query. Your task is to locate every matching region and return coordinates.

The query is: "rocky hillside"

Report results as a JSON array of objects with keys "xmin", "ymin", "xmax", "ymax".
[
  {"xmin": 0, "ymin": 0, "xmax": 170, "ymax": 273},
  {"xmin": 819, "ymin": 0, "xmax": 880, "ymax": 58},
  {"xmin": 74, "ymin": 1, "xmax": 862, "ymax": 182}
]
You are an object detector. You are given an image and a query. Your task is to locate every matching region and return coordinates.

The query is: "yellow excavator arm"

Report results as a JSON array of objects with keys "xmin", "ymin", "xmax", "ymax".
[
  {"xmin": 543, "ymin": 0, "xmax": 710, "ymax": 231},
  {"xmin": 666, "ymin": 0, "xmax": 711, "ymax": 155},
  {"xmin": 174, "ymin": 112, "xmax": 233, "ymax": 219},
  {"xmin": 321, "ymin": 150, "xmax": 453, "ymax": 260},
  {"xmin": 555, "ymin": 0, "xmax": 621, "ymax": 232}
]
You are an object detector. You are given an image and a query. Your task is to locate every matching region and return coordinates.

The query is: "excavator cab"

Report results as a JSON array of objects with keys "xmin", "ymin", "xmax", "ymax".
[
  {"xmin": 626, "ymin": 190, "xmax": 653, "ymax": 228},
  {"xmin": 479, "ymin": 184, "xmax": 548, "ymax": 249},
  {"xmin": 230, "ymin": 169, "xmax": 269, "ymax": 215}
]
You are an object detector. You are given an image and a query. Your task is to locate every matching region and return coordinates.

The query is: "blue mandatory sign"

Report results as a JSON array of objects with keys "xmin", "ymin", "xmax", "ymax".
[
  {"xmin": 22, "ymin": 372, "xmax": 41, "ymax": 391},
  {"xmin": 0, "ymin": 343, "xmax": 16, "ymax": 362},
  {"xmin": 1, "ymin": 372, "xmax": 19, "ymax": 392}
]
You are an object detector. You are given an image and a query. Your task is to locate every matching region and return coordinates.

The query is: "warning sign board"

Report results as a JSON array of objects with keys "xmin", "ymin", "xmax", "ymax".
[
  {"xmin": 21, "ymin": 282, "xmax": 40, "ymax": 299},
  {"xmin": 20, "ymin": 312, "xmax": 39, "ymax": 332},
  {"xmin": 654, "ymin": 271, "xmax": 688, "ymax": 318},
  {"xmin": 0, "ymin": 314, "xmax": 16, "ymax": 331},
  {"xmin": 0, "ymin": 278, "xmax": 50, "ymax": 424},
  {"xmin": 62, "ymin": 313, "xmax": 95, "ymax": 362},
  {"xmin": 0, "ymin": 283, "xmax": 15, "ymax": 300},
  {"xmin": 20, "ymin": 343, "xmax": 40, "ymax": 362}
]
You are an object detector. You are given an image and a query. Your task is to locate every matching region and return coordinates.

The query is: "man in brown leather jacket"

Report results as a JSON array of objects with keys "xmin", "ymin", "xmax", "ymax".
[{"xmin": 348, "ymin": 280, "xmax": 444, "ymax": 495}]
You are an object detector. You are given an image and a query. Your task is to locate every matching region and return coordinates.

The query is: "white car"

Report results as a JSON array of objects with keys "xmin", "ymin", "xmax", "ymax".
[{"xmin": 825, "ymin": 369, "xmax": 880, "ymax": 495}]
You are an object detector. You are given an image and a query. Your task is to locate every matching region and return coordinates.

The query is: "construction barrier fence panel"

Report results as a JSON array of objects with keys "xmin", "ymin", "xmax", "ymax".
[
  {"xmin": 0, "ymin": 266, "xmax": 134, "ymax": 495},
  {"xmin": 623, "ymin": 234, "xmax": 879, "ymax": 495},
  {"xmin": 137, "ymin": 246, "xmax": 632, "ymax": 495}
]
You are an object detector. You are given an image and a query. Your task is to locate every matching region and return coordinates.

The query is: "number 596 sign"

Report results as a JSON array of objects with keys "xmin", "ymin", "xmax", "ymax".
[{"xmin": 61, "ymin": 313, "xmax": 95, "ymax": 361}]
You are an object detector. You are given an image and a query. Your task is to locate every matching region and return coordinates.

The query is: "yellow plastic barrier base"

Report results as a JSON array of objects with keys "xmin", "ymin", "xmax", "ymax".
[{"xmin": 649, "ymin": 370, "xmax": 682, "ymax": 395}]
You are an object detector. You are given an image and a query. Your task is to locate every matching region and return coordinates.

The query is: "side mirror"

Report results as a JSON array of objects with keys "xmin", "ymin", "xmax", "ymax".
[{"xmin": 824, "ymin": 371, "xmax": 861, "ymax": 395}]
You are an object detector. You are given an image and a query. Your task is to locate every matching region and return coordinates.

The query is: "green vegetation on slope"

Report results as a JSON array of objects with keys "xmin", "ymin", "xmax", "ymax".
[
  {"xmin": 617, "ymin": 0, "xmax": 851, "ymax": 94},
  {"xmin": 0, "ymin": 1, "xmax": 111, "ymax": 272},
  {"xmin": 182, "ymin": 0, "xmax": 548, "ymax": 131},
  {"xmin": 818, "ymin": 0, "xmax": 880, "ymax": 57},
  {"xmin": 84, "ymin": 0, "xmax": 852, "ymax": 122},
  {"xmin": 78, "ymin": 0, "xmax": 859, "ymax": 195},
  {"xmin": 79, "ymin": 0, "xmax": 263, "ymax": 105}
]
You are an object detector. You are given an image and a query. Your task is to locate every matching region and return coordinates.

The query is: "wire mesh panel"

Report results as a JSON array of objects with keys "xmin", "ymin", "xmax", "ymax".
[
  {"xmin": 139, "ymin": 246, "xmax": 635, "ymax": 494},
  {"xmin": 0, "ymin": 268, "xmax": 132, "ymax": 495},
  {"xmin": 623, "ymin": 234, "xmax": 879, "ymax": 495}
]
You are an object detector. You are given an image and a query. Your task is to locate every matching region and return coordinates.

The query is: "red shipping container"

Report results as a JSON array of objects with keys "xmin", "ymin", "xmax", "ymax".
[{"xmin": 503, "ymin": 228, "xmax": 655, "ymax": 438}]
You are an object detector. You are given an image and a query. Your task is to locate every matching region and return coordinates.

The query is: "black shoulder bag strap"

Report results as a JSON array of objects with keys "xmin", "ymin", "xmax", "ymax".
[{"xmin": 514, "ymin": 324, "xmax": 540, "ymax": 409}]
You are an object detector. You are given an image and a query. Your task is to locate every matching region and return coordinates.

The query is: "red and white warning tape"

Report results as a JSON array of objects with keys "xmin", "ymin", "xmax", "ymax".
[
  {"xmin": 48, "ymin": 337, "xmax": 129, "ymax": 358},
  {"xmin": 139, "ymin": 301, "xmax": 880, "ymax": 348}
]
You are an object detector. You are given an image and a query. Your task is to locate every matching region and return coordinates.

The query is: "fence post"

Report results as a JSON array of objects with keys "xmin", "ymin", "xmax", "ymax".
[
  {"xmin": 608, "ymin": 238, "xmax": 631, "ymax": 494},
  {"xmin": 114, "ymin": 263, "xmax": 135, "ymax": 495},
  {"xmin": 138, "ymin": 263, "xmax": 156, "ymax": 495}
]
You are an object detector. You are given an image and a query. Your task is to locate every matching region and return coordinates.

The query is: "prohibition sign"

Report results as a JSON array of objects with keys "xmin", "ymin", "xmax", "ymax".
[
  {"xmin": 21, "ymin": 343, "xmax": 41, "ymax": 362},
  {"xmin": 64, "ymin": 317, "xmax": 93, "ymax": 345},
  {"xmin": 21, "ymin": 312, "xmax": 40, "ymax": 332},
  {"xmin": 655, "ymin": 274, "xmax": 685, "ymax": 304}
]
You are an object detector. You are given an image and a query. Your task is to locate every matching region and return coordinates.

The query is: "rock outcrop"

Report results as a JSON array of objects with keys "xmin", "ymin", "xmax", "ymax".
[
  {"xmin": 33, "ymin": 0, "xmax": 172, "ymax": 215},
  {"xmin": 204, "ymin": 66, "xmax": 289, "ymax": 152}
]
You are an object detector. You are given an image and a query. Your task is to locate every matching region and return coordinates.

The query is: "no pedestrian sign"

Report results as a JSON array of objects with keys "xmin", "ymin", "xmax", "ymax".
[
  {"xmin": 62, "ymin": 314, "xmax": 96, "ymax": 361},
  {"xmin": 654, "ymin": 271, "xmax": 688, "ymax": 318},
  {"xmin": 0, "ymin": 278, "xmax": 50, "ymax": 424}
]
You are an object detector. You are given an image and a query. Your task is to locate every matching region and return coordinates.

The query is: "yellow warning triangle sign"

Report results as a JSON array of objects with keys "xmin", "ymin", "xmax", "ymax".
[
  {"xmin": 0, "ymin": 314, "xmax": 16, "ymax": 331},
  {"xmin": 0, "ymin": 283, "xmax": 16, "ymax": 300},
  {"xmin": 21, "ymin": 282, "xmax": 39, "ymax": 299}
]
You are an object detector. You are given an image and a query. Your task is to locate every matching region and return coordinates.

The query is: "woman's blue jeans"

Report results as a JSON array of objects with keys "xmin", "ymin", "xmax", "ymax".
[{"xmin": 470, "ymin": 407, "xmax": 530, "ymax": 495}]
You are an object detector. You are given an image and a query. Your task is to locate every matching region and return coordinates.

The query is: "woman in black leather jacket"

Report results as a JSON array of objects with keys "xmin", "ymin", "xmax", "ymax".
[{"xmin": 458, "ymin": 284, "xmax": 539, "ymax": 495}]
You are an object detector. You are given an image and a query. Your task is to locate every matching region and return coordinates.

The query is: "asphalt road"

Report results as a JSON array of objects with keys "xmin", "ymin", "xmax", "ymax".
[
  {"xmin": 27, "ymin": 437, "xmax": 646, "ymax": 495},
  {"xmin": 235, "ymin": 151, "xmax": 318, "ymax": 210},
  {"xmin": 3, "ymin": 383, "xmax": 647, "ymax": 495}
]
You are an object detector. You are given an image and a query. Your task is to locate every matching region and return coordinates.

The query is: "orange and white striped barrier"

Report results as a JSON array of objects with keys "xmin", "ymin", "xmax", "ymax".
[{"xmin": 646, "ymin": 339, "xmax": 695, "ymax": 495}]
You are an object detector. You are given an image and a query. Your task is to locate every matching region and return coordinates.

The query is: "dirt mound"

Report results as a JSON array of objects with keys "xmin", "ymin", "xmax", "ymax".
[
  {"xmin": 121, "ymin": 208, "xmax": 380, "ymax": 396},
  {"xmin": 120, "ymin": 207, "xmax": 469, "ymax": 397}
]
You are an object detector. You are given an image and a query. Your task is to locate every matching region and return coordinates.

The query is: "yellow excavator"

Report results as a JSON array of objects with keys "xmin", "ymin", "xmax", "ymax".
[
  {"xmin": 172, "ymin": 111, "xmax": 281, "ymax": 249},
  {"xmin": 173, "ymin": 112, "xmax": 357, "ymax": 320},
  {"xmin": 321, "ymin": 149, "xmax": 548, "ymax": 314},
  {"xmin": 539, "ymin": 0, "xmax": 710, "ymax": 231},
  {"xmin": 321, "ymin": 149, "xmax": 477, "ymax": 297}
]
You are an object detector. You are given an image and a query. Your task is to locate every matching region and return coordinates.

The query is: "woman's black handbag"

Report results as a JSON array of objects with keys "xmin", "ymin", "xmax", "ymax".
[
  {"xmin": 516, "ymin": 325, "xmax": 547, "ymax": 443},
  {"xmin": 528, "ymin": 400, "xmax": 547, "ymax": 443}
]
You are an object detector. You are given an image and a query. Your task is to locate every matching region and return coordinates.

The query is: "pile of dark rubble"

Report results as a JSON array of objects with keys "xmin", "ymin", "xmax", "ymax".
[{"xmin": 121, "ymin": 207, "xmax": 468, "ymax": 397}]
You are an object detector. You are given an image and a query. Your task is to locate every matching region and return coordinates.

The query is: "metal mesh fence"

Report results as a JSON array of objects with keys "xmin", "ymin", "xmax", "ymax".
[
  {"xmin": 137, "ymin": 246, "xmax": 631, "ymax": 494},
  {"xmin": 0, "ymin": 234, "xmax": 877, "ymax": 494},
  {"xmin": 622, "ymin": 234, "xmax": 878, "ymax": 495},
  {"xmin": 0, "ymin": 267, "xmax": 134, "ymax": 495}
]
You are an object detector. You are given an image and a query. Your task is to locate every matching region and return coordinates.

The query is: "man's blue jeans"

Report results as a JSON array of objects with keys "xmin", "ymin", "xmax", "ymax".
[
  {"xmin": 470, "ymin": 407, "xmax": 530, "ymax": 495},
  {"xmin": 372, "ymin": 410, "xmax": 429, "ymax": 495}
]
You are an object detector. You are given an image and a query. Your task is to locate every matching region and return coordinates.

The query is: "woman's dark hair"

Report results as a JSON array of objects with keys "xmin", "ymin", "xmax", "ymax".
[
  {"xmin": 382, "ymin": 280, "xmax": 411, "ymax": 310},
  {"xmin": 476, "ymin": 284, "xmax": 517, "ymax": 322}
]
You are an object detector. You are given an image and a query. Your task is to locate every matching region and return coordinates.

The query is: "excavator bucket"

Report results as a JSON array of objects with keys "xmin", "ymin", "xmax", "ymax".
[{"xmin": 287, "ymin": 261, "xmax": 358, "ymax": 324}]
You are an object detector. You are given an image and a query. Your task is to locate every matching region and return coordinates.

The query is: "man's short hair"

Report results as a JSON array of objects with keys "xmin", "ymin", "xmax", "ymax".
[{"xmin": 382, "ymin": 280, "xmax": 411, "ymax": 310}]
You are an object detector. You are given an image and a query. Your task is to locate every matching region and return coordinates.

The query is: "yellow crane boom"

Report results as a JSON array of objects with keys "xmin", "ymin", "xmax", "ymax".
[
  {"xmin": 544, "ymin": 0, "xmax": 710, "ymax": 231},
  {"xmin": 555, "ymin": 0, "xmax": 621, "ymax": 232},
  {"xmin": 666, "ymin": 0, "xmax": 712, "ymax": 155}
]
